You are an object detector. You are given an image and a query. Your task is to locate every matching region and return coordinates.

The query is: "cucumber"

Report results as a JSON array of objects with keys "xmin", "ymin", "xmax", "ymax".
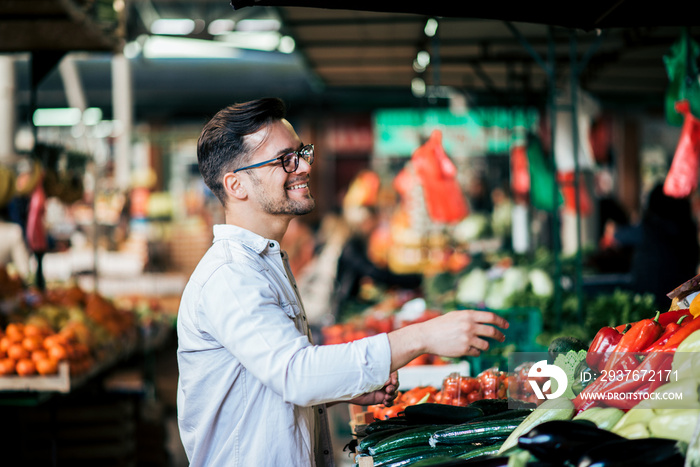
[
  {"xmin": 474, "ymin": 409, "xmax": 532, "ymax": 422},
  {"xmin": 357, "ymin": 426, "xmax": 417, "ymax": 454},
  {"xmin": 497, "ymin": 397, "xmax": 575, "ymax": 454},
  {"xmin": 403, "ymin": 403, "xmax": 484, "ymax": 425},
  {"xmin": 430, "ymin": 419, "xmax": 522, "ymax": 446},
  {"xmin": 368, "ymin": 424, "xmax": 452, "ymax": 456},
  {"xmin": 456, "ymin": 442, "xmax": 504, "ymax": 461},
  {"xmin": 362, "ymin": 417, "xmax": 415, "ymax": 436},
  {"xmin": 371, "ymin": 444, "xmax": 472, "ymax": 467}
]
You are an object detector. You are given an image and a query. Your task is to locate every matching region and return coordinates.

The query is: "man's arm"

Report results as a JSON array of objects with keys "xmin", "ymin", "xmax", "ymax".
[
  {"xmin": 341, "ymin": 310, "xmax": 508, "ymax": 408},
  {"xmin": 387, "ymin": 310, "xmax": 509, "ymax": 373}
]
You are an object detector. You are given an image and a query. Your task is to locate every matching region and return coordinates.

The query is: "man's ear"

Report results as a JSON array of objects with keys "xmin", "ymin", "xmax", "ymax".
[{"xmin": 223, "ymin": 172, "xmax": 247, "ymax": 200}]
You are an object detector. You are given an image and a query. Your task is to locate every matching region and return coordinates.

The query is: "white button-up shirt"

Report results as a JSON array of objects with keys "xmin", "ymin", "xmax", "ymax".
[{"xmin": 177, "ymin": 224, "xmax": 392, "ymax": 466}]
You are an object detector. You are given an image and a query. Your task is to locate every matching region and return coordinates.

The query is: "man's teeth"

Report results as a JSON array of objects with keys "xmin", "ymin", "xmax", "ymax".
[{"xmin": 287, "ymin": 183, "xmax": 308, "ymax": 190}]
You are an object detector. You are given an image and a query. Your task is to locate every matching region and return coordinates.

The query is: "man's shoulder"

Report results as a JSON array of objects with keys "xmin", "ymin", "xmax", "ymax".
[{"xmin": 189, "ymin": 239, "xmax": 264, "ymax": 283}]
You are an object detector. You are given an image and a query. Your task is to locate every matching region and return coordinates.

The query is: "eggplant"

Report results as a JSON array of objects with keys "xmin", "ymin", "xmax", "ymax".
[
  {"xmin": 577, "ymin": 437, "xmax": 685, "ymax": 467},
  {"xmin": 517, "ymin": 420, "xmax": 623, "ymax": 464}
]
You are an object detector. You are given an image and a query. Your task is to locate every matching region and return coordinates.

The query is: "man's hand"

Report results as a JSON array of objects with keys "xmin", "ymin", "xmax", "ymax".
[
  {"xmin": 350, "ymin": 371, "xmax": 399, "ymax": 407},
  {"xmin": 388, "ymin": 310, "xmax": 509, "ymax": 372}
]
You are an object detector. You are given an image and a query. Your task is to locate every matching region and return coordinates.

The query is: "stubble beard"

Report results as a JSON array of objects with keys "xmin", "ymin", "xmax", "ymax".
[{"xmin": 249, "ymin": 172, "xmax": 316, "ymax": 216}]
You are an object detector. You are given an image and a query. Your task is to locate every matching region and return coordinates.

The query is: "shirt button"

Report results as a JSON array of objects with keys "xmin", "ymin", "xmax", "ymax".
[
  {"xmin": 269, "ymin": 242, "xmax": 275, "ymax": 248},
  {"xmin": 318, "ymin": 408, "xmax": 323, "ymax": 414},
  {"xmin": 323, "ymin": 450, "xmax": 329, "ymax": 455}
]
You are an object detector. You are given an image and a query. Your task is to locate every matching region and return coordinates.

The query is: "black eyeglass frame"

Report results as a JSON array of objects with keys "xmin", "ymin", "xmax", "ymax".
[{"xmin": 233, "ymin": 144, "xmax": 314, "ymax": 174}]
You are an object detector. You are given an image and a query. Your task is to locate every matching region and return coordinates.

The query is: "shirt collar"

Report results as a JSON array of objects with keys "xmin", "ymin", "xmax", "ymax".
[{"xmin": 212, "ymin": 224, "xmax": 276, "ymax": 255}]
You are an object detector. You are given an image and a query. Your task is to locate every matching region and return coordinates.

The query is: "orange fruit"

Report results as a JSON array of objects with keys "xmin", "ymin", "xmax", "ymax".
[
  {"xmin": 7, "ymin": 343, "xmax": 30, "ymax": 361},
  {"xmin": 15, "ymin": 358, "xmax": 36, "ymax": 376},
  {"xmin": 24, "ymin": 323, "xmax": 50, "ymax": 338},
  {"xmin": 43, "ymin": 334, "xmax": 67, "ymax": 350},
  {"xmin": 47, "ymin": 344, "xmax": 68, "ymax": 362},
  {"xmin": 31, "ymin": 349, "xmax": 49, "ymax": 363},
  {"xmin": 0, "ymin": 336, "xmax": 16, "ymax": 354},
  {"xmin": 4, "ymin": 323, "xmax": 24, "ymax": 341},
  {"xmin": 22, "ymin": 335, "xmax": 44, "ymax": 352},
  {"xmin": 35, "ymin": 357, "xmax": 58, "ymax": 376},
  {"xmin": 0, "ymin": 358, "xmax": 15, "ymax": 375}
]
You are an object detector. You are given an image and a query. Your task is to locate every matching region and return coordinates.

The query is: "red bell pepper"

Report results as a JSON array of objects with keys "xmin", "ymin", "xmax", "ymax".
[
  {"xmin": 648, "ymin": 353, "xmax": 674, "ymax": 393},
  {"xmin": 604, "ymin": 312, "xmax": 662, "ymax": 372},
  {"xmin": 587, "ymin": 325, "xmax": 626, "ymax": 372},
  {"xmin": 662, "ymin": 315, "xmax": 700, "ymax": 351},
  {"xmin": 603, "ymin": 380, "xmax": 654, "ymax": 411},
  {"xmin": 657, "ymin": 309, "xmax": 692, "ymax": 327},
  {"xmin": 644, "ymin": 315, "xmax": 689, "ymax": 352},
  {"xmin": 598, "ymin": 351, "xmax": 671, "ymax": 398}
]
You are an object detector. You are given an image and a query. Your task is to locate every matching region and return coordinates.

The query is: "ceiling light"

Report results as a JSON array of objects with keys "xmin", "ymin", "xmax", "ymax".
[
  {"xmin": 278, "ymin": 36, "xmax": 296, "ymax": 54},
  {"xmin": 236, "ymin": 19, "xmax": 281, "ymax": 32},
  {"xmin": 33, "ymin": 107, "xmax": 102, "ymax": 127},
  {"xmin": 123, "ymin": 40, "xmax": 142, "ymax": 59},
  {"xmin": 416, "ymin": 51, "xmax": 431, "ymax": 68},
  {"xmin": 424, "ymin": 18, "xmax": 438, "ymax": 37},
  {"xmin": 143, "ymin": 36, "xmax": 242, "ymax": 58},
  {"xmin": 150, "ymin": 18, "xmax": 196, "ymax": 36},
  {"xmin": 411, "ymin": 78, "xmax": 426, "ymax": 97},
  {"xmin": 412, "ymin": 59, "xmax": 426, "ymax": 73},
  {"xmin": 208, "ymin": 19, "xmax": 235, "ymax": 35},
  {"xmin": 217, "ymin": 32, "xmax": 281, "ymax": 52}
]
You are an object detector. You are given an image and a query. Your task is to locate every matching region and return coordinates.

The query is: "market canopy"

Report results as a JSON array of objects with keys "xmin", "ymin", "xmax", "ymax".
[{"xmin": 230, "ymin": 0, "xmax": 699, "ymax": 30}]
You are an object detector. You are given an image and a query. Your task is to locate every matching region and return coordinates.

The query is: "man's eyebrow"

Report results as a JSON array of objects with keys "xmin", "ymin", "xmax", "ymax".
[{"xmin": 275, "ymin": 142, "xmax": 304, "ymax": 157}]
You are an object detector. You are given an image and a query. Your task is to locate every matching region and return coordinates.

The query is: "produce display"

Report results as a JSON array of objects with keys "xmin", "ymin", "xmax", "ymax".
[
  {"xmin": 0, "ymin": 270, "xmax": 172, "ymax": 388},
  {"xmin": 350, "ymin": 291, "xmax": 700, "ymax": 466}
]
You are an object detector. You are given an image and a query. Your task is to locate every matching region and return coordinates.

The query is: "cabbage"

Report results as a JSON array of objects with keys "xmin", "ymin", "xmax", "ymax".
[
  {"xmin": 501, "ymin": 266, "xmax": 529, "ymax": 297},
  {"xmin": 456, "ymin": 268, "xmax": 489, "ymax": 305},
  {"xmin": 529, "ymin": 268, "xmax": 554, "ymax": 297},
  {"xmin": 485, "ymin": 279, "xmax": 507, "ymax": 310},
  {"xmin": 453, "ymin": 214, "xmax": 489, "ymax": 242}
]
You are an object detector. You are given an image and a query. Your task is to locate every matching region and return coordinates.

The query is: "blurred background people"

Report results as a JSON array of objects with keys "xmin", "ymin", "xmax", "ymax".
[{"xmin": 606, "ymin": 183, "xmax": 700, "ymax": 310}]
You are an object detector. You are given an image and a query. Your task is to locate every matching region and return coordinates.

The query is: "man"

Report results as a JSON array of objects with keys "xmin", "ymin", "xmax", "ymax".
[{"xmin": 176, "ymin": 98, "xmax": 509, "ymax": 466}]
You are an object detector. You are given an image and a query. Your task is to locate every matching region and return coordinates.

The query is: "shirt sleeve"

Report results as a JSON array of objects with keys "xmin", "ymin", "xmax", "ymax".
[{"xmin": 196, "ymin": 263, "xmax": 392, "ymax": 407}]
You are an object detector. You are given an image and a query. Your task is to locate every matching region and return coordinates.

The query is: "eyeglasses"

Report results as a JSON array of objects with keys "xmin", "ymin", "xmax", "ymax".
[{"xmin": 233, "ymin": 144, "xmax": 314, "ymax": 174}]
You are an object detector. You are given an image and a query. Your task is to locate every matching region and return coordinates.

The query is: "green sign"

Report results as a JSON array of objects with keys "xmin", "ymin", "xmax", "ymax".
[{"xmin": 373, "ymin": 107, "xmax": 539, "ymax": 158}]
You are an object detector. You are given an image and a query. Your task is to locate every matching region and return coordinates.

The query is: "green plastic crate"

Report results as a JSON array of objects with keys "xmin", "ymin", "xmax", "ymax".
[{"xmin": 466, "ymin": 307, "xmax": 546, "ymax": 375}]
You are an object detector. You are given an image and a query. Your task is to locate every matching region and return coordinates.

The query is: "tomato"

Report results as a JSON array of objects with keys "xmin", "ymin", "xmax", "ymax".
[
  {"xmin": 467, "ymin": 391, "xmax": 483, "ymax": 404},
  {"xmin": 460, "ymin": 377, "xmax": 479, "ymax": 394}
]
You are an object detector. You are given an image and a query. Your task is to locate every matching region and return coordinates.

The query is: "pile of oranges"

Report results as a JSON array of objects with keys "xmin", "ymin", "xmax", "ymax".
[{"xmin": 0, "ymin": 322, "xmax": 93, "ymax": 377}]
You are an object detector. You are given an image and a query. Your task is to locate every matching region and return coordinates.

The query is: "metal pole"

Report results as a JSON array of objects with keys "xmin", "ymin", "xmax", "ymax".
[
  {"xmin": 0, "ymin": 56, "xmax": 16, "ymax": 163},
  {"xmin": 569, "ymin": 31, "xmax": 585, "ymax": 325},
  {"xmin": 547, "ymin": 27, "xmax": 562, "ymax": 331},
  {"xmin": 112, "ymin": 53, "xmax": 133, "ymax": 191}
]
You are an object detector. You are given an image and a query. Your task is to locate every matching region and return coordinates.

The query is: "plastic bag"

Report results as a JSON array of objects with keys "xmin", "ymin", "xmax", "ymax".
[
  {"xmin": 663, "ymin": 100, "xmax": 700, "ymax": 198},
  {"xmin": 410, "ymin": 130, "xmax": 468, "ymax": 224}
]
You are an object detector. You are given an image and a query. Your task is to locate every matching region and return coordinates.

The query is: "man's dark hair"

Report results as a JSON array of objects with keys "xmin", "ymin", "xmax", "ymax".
[{"xmin": 197, "ymin": 97, "xmax": 287, "ymax": 205}]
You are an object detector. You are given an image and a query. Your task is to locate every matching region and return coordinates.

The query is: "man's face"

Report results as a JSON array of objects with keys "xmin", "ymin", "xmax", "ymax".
[{"xmin": 239, "ymin": 119, "xmax": 315, "ymax": 217}]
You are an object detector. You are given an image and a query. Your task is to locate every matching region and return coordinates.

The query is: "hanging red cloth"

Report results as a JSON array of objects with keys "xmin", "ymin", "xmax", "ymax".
[
  {"xmin": 664, "ymin": 100, "xmax": 700, "ymax": 198},
  {"xmin": 557, "ymin": 171, "xmax": 593, "ymax": 216},
  {"xmin": 410, "ymin": 130, "xmax": 469, "ymax": 224},
  {"xmin": 510, "ymin": 143, "xmax": 530, "ymax": 199},
  {"xmin": 26, "ymin": 178, "xmax": 48, "ymax": 253}
]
